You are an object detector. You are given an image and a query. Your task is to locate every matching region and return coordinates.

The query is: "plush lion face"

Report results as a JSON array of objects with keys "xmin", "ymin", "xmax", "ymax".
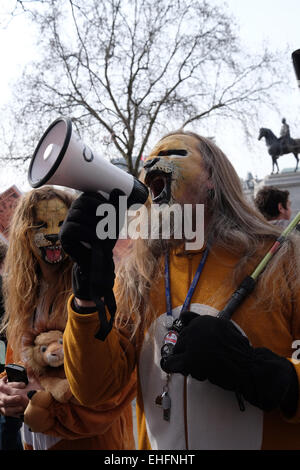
[
  {"xmin": 31, "ymin": 330, "xmax": 64, "ymax": 370},
  {"xmin": 143, "ymin": 134, "xmax": 213, "ymax": 206}
]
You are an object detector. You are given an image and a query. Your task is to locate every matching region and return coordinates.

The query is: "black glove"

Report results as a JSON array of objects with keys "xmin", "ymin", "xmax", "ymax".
[
  {"xmin": 59, "ymin": 190, "xmax": 126, "ymax": 340},
  {"xmin": 161, "ymin": 313, "xmax": 298, "ymax": 414}
]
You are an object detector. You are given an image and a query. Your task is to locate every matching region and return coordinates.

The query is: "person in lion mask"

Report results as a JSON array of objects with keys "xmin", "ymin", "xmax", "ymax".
[
  {"xmin": 0, "ymin": 186, "xmax": 135, "ymax": 450},
  {"xmin": 60, "ymin": 131, "xmax": 300, "ymax": 450}
]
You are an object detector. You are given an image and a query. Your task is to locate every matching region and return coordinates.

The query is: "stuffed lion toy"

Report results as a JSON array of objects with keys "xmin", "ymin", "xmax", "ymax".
[
  {"xmin": 24, "ymin": 329, "xmax": 71, "ymax": 403},
  {"xmin": 22, "ymin": 326, "xmax": 73, "ymax": 433}
]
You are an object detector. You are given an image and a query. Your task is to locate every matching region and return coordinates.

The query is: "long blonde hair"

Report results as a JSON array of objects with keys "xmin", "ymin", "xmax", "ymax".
[
  {"xmin": 1, "ymin": 186, "xmax": 74, "ymax": 361},
  {"xmin": 115, "ymin": 131, "xmax": 300, "ymax": 335}
]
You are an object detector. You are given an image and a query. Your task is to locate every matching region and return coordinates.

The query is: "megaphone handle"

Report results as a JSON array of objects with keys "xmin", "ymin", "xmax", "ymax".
[{"xmin": 89, "ymin": 243, "xmax": 116, "ymax": 341}]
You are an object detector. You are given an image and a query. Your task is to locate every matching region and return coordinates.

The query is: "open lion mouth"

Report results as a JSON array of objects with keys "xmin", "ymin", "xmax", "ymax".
[
  {"xmin": 145, "ymin": 170, "xmax": 172, "ymax": 204},
  {"xmin": 40, "ymin": 244, "xmax": 64, "ymax": 264}
]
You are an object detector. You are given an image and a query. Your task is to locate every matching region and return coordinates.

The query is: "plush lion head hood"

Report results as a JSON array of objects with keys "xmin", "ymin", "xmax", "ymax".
[
  {"xmin": 115, "ymin": 130, "xmax": 298, "ymax": 335},
  {"xmin": 143, "ymin": 133, "xmax": 213, "ymax": 207}
]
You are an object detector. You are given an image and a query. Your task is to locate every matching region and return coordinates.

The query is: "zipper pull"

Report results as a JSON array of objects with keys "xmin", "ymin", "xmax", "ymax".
[{"xmin": 162, "ymin": 392, "xmax": 171, "ymax": 421}]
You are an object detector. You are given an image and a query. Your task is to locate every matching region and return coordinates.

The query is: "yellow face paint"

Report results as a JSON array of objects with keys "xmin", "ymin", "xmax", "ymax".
[{"xmin": 30, "ymin": 198, "xmax": 68, "ymax": 265}]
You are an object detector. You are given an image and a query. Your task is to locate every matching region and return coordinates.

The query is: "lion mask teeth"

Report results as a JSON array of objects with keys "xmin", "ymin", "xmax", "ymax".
[{"xmin": 144, "ymin": 158, "xmax": 181, "ymax": 205}]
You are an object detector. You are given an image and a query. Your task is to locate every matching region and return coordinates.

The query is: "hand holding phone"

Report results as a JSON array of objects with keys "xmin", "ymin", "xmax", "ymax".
[{"xmin": 5, "ymin": 364, "xmax": 29, "ymax": 385}]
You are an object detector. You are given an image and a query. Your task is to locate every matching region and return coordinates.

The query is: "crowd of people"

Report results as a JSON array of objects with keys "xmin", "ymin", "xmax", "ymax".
[{"xmin": 1, "ymin": 129, "xmax": 300, "ymax": 451}]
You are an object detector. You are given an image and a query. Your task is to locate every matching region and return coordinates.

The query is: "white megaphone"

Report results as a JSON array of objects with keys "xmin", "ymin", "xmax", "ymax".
[{"xmin": 28, "ymin": 117, "xmax": 149, "ymax": 205}]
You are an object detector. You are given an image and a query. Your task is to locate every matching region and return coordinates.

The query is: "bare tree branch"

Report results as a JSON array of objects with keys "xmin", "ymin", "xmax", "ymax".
[{"xmin": 1, "ymin": 0, "xmax": 286, "ymax": 177}]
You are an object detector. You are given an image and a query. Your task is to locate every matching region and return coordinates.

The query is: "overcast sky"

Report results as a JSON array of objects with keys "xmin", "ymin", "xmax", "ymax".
[
  {"xmin": 0, "ymin": 0, "xmax": 300, "ymax": 192},
  {"xmin": 214, "ymin": 0, "xmax": 300, "ymax": 179}
]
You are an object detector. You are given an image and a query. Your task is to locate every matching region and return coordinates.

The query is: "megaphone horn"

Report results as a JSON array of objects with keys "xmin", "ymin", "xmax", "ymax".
[{"xmin": 28, "ymin": 117, "xmax": 149, "ymax": 205}]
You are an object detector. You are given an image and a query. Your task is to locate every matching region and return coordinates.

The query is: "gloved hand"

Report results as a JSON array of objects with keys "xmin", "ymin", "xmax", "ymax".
[
  {"xmin": 161, "ymin": 313, "xmax": 298, "ymax": 414},
  {"xmin": 59, "ymin": 190, "xmax": 126, "ymax": 339}
]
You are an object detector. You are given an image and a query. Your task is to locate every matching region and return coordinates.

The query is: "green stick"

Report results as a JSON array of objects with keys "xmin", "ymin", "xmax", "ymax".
[
  {"xmin": 251, "ymin": 211, "xmax": 300, "ymax": 280},
  {"xmin": 218, "ymin": 211, "xmax": 300, "ymax": 320}
]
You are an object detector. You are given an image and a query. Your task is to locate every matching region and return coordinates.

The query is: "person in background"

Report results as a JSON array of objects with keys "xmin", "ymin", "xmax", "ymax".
[{"xmin": 254, "ymin": 186, "xmax": 291, "ymax": 229}]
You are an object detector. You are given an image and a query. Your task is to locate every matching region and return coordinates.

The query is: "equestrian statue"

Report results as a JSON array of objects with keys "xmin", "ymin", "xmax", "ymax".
[{"xmin": 258, "ymin": 119, "xmax": 300, "ymax": 174}]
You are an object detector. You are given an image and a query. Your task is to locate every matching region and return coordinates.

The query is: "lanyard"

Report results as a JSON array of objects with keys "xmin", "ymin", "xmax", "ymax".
[{"xmin": 164, "ymin": 247, "xmax": 209, "ymax": 325}]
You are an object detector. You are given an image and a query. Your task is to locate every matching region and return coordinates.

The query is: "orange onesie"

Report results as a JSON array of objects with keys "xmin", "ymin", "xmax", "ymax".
[{"xmin": 64, "ymin": 245, "xmax": 300, "ymax": 450}]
